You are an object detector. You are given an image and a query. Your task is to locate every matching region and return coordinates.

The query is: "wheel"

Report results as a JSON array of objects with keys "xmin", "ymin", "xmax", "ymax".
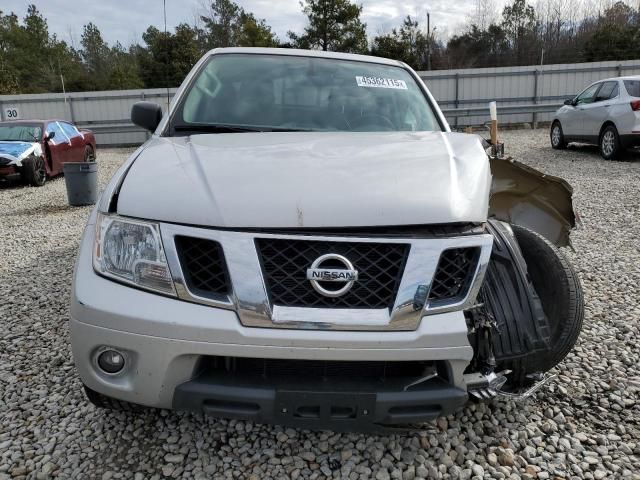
[
  {"xmin": 599, "ymin": 125, "xmax": 621, "ymax": 160},
  {"xmin": 84, "ymin": 145, "xmax": 96, "ymax": 162},
  {"xmin": 21, "ymin": 155, "xmax": 46, "ymax": 186},
  {"xmin": 502, "ymin": 225, "xmax": 584, "ymax": 385},
  {"xmin": 550, "ymin": 121, "xmax": 567, "ymax": 149},
  {"xmin": 84, "ymin": 385, "xmax": 143, "ymax": 412}
]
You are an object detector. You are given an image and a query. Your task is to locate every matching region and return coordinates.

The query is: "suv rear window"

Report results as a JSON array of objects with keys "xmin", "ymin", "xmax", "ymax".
[
  {"xmin": 624, "ymin": 80, "xmax": 640, "ymax": 97},
  {"xmin": 596, "ymin": 82, "xmax": 618, "ymax": 101}
]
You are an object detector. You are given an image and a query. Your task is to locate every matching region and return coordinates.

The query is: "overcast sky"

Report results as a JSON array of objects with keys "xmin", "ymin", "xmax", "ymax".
[{"xmin": 2, "ymin": 0, "xmax": 506, "ymax": 47}]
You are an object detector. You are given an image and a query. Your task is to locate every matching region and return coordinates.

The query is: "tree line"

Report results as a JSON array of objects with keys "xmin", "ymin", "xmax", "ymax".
[
  {"xmin": 0, "ymin": 0, "xmax": 638, "ymax": 95},
  {"xmin": 444, "ymin": 0, "xmax": 640, "ymax": 69}
]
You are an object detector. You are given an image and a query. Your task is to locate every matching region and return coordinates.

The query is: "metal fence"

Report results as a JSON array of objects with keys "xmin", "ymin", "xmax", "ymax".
[
  {"xmin": 1, "ymin": 59, "xmax": 639, "ymax": 146},
  {"xmin": 417, "ymin": 59, "xmax": 640, "ymax": 127},
  {"xmin": 0, "ymin": 88, "xmax": 176, "ymax": 146}
]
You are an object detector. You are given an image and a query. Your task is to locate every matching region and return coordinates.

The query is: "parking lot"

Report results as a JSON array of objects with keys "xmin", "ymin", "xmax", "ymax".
[{"xmin": 0, "ymin": 129, "xmax": 639, "ymax": 479}]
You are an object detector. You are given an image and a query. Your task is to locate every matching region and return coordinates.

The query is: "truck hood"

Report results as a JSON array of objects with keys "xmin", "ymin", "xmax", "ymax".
[{"xmin": 116, "ymin": 131, "xmax": 491, "ymax": 228}]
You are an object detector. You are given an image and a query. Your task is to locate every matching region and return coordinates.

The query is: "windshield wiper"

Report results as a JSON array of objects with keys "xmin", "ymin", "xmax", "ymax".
[
  {"xmin": 174, "ymin": 124, "xmax": 264, "ymax": 133},
  {"xmin": 173, "ymin": 124, "xmax": 310, "ymax": 134}
]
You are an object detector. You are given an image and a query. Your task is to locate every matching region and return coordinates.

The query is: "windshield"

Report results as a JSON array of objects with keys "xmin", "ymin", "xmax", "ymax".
[
  {"xmin": 173, "ymin": 54, "xmax": 441, "ymax": 133},
  {"xmin": 0, "ymin": 124, "xmax": 42, "ymax": 142}
]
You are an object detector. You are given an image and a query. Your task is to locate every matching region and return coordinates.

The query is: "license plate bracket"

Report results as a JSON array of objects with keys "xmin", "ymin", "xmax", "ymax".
[{"xmin": 275, "ymin": 390, "xmax": 376, "ymax": 423}]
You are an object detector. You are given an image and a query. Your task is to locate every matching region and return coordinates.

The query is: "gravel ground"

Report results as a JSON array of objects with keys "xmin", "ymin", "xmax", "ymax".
[{"xmin": 1, "ymin": 130, "xmax": 639, "ymax": 480}]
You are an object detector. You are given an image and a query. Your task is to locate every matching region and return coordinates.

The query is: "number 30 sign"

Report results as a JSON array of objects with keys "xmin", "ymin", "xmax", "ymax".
[{"xmin": 4, "ymin": 107, "xmax": 21, "ymax": 119}]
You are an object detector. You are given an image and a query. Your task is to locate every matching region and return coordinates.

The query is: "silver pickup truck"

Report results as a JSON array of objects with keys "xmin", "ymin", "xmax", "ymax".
[{"xmin": 70, "ymin": 48, "xmax": 583, "ymax": 431}]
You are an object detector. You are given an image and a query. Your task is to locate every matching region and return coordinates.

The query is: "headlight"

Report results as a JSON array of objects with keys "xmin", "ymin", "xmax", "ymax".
[{"xmin": 93, "ymin": 214, "xmax": 176, "ymax": 295}]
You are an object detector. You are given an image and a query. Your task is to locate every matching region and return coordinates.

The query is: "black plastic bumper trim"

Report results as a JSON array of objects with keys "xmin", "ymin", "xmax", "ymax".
[{"xmin": 172, "ymin": 373, "xmax": 468, "ymax": 432}]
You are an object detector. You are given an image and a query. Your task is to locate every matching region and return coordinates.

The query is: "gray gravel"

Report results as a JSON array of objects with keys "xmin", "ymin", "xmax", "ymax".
[{"xmin": 1, "ymin": 132, "xmax": 639, "ymax": 479}]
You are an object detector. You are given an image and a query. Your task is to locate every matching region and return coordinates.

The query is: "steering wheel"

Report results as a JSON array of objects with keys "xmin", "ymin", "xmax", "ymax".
[{"xmin": 350, "ymin": 114, "xmax": 395, "ymax": 131}]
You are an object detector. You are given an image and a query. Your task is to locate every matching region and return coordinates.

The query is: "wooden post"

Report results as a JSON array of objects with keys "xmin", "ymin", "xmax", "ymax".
[{"xmin": 489, "ymin": 101, "xmax": 498, "ymax": 146}]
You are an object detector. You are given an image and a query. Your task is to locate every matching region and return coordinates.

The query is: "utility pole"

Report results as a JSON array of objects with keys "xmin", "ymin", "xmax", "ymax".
[
  {"xmin": 57, "ymin": 58, "xmax": 66, "ymax": 105},
  {"xmin": 427, "ymin": 12, "xmax": 431, "ymax": 71}
]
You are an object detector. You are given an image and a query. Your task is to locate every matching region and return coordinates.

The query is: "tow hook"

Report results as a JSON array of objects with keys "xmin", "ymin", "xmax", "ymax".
[{"xmin": 464, "ymin": 370, "xmax": 557, "ymax": 401}]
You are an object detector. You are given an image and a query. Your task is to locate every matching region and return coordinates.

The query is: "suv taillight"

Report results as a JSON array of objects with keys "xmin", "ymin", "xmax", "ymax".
[{"xmin": 631, "ymin": 100, "xmax": 640, "ymax": 111}]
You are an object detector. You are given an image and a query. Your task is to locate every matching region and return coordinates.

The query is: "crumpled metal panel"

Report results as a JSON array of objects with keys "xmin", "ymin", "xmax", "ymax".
[{"xmin": 489, "ymin": 156, "xmax": 577, "ymax": 247}]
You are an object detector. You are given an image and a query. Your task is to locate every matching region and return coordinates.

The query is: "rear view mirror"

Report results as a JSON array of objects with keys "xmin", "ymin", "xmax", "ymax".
[{"xmin": 131, "ymin": 102, "xmax": 163, "ymax": 132}]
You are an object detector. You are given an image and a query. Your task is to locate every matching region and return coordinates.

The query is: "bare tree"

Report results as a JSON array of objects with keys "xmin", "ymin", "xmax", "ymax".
[{"xmin": 470, "ymin": 0, "xmax": 498, "ymax": 29}]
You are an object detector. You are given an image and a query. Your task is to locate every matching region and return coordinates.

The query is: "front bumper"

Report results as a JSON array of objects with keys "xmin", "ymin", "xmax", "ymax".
[
  {"xmin": 71, "ymin": 221, "xmax": 475, "ymax": 426},
  {"xmin": 0, "ymin": 164, "xmax": 19, "ymax": 180},
  {"xmin": 70, "ymin": 295, "xmax": 473, "ymax": 412}
]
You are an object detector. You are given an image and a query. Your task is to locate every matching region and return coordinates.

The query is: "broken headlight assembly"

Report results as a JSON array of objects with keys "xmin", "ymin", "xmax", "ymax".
[{"xmin": 93, "ymin": 214, "xmax": 176, "ymax": 295}]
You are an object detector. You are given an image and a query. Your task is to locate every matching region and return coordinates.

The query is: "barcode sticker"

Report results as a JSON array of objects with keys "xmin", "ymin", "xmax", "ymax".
[{"xmin": 355, "ymin": 76, "xmax": 408, "ymax": 90}]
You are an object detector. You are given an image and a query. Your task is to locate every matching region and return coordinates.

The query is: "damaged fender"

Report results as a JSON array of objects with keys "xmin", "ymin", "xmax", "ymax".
[{"xmin": 488, "ymin": 156, "xmax": 577, "ymax": 248}]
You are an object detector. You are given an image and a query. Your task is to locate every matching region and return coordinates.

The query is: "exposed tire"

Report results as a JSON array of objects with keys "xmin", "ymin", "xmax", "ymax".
[
  {"xmin": 84, "ymin": 145, "xmax": 96, "ymax": 162},
  {"xmin": 550, "ymin": 121, "xmax": 567, "ymax": 149},
  {"xmin": 21, "ymin": 155, "xmax": 46, "ymax": 187},
  {"xmin": 84, "ymin": 385, "xmax": 143, "ymax": 412},
  {"xmin": 599, "ymin": 125, "xmax": 622, "ymax": 160},
  {"xmin": 504, "ymin": 225, "xmax": 584, "ymax": 384}
]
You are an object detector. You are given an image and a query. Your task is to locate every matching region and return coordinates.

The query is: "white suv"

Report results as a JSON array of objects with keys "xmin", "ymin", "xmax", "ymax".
[
  {"xmin": 71, "ymin": 48, "xmax": 583, "ymax": 431},
  {"xmin": 551, "ymin": 76, "xmax": 640, "ymax": 159}
]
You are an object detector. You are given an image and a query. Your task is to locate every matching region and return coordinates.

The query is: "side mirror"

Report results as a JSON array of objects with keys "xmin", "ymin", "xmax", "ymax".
[
  {"xmin": 131, "ymin": 102, "xmax": 163, "ymax": 132},
  {"xmin": 564, "ymin": 99, "xmax": 574, "ymax": 106},
  {"xmin": 45, "ymin": 131, "xmax": 55, "ymax": 141}
]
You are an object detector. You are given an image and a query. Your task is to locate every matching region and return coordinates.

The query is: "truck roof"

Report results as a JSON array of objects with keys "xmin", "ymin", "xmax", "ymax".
[{"xmin": 205, "ymin": 47, "xmax": 406, "ymax": 68}]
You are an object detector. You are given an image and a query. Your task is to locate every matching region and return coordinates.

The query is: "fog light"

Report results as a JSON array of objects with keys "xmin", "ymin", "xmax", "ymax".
[{"xmin": 97, "ymin": 349, "xmax": 125, "ymax": 374}]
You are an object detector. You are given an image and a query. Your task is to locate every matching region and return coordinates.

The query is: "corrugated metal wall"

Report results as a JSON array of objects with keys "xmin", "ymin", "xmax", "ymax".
[
  {"xmin": 418, "ymin": 59, "xmax": 640, "ymax": 127},
  {"xmin": 0, "ymin": 88, "xmax": 176, "ymax": 146},
  {"xmin": 1, "ymin": 59, "xmax": 639, "ymax": 146}
]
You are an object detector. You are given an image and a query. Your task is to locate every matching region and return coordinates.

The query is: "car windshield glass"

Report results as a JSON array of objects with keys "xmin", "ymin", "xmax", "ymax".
[
  {"xmin": 624, "ymin": 80, "xmax": 640, "ymax": 97},
  {"xmin": 0, "ymin": 124, "xmax": 41, "ymax": 142},
  {"xmin": 175, "ymin": 54, "xmax": 441, "ymax": 133}
]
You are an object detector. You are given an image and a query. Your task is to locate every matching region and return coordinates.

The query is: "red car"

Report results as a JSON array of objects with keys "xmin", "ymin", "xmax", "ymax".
[{"xmin": 0, "ymin": 119, "xmax": 96, "ymax": 186}]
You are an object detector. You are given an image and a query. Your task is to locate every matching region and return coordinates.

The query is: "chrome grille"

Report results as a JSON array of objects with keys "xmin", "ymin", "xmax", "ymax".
[
  {"xmin": 175, "ymin": 236, "xmax": 230, "ymax": 298},
  {"xmin": 256, "ymin": 238, "xmax": 409, "ymax": 309},
  {"xmin": 161, "ymin": 221, "xmax": 494, "ymax": 331},
  {"xmin": 428, "ymin": 248, "xmax": 479, "ymax": 303}
]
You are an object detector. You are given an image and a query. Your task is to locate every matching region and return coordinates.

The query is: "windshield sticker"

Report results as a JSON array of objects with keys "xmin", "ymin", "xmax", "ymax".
[{"xmin": 356, "ymin": 76, "xmax": 408, "ymax": 90}]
